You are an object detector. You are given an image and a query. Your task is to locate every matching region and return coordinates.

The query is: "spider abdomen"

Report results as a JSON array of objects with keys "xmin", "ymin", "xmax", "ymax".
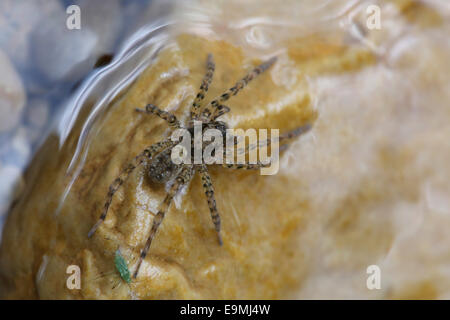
[{"xmin": 147, "ymin": 148, "xmax": 180, "ymax": 184}]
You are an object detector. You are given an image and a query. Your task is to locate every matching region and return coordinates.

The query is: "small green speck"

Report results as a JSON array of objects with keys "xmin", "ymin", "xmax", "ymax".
[{"xmin": 114, "ymin": 250, "xmax": 131, "ymax": 284}]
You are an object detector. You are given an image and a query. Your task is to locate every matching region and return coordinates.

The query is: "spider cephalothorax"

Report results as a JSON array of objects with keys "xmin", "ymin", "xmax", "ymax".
[
  {"xmin": 147, "ymin": 148, "xmax": 180, "ymax": 184},
  {"xmin": 88, "ymin": 54, "xmax": 311, "ymax": 279}
]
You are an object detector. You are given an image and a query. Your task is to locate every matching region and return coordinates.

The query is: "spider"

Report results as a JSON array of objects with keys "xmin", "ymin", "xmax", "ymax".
[{"xmin": 88, "ymin": 54, "xmax": 312, "ymax": 279}]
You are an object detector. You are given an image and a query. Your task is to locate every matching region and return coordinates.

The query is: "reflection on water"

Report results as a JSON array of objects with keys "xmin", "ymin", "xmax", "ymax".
[
  {"xmin": 0, "ymin": 0, "xmax": 369, "ymax": 238},
  {"xmin": 1, "ymin": 0, "xmax": 450, "ymax": 298}
]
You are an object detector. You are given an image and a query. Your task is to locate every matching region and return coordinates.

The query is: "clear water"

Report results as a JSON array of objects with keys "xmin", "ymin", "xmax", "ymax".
[
  {"xmin": 0, "ymin": 0, "xmax": 372, "ymax": 237},
  {"xmin": 1, "ymin": 2, "xmax": 450, "ymax": 299}
]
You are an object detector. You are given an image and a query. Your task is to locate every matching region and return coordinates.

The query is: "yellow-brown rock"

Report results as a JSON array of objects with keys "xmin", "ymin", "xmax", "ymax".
[{"xmin": 1, "ymin": 0, "xmax": 450, "ymax": 299}]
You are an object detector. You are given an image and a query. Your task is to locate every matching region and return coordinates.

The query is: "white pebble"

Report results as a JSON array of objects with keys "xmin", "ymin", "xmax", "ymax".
[
  {"xmin": 0, "ymin": 164, "xmax": 23, "ymax": 219},
  {"xmin": 26, "ymin": 98, "xmax": 49, "ymax": 129},
  {"xmin": 10, "ymin": 127, "xmax": 31, "ymax": 165},
  {"xmin": 77, "ymin": 0, "xmax": 123, "ymax": 55},
  {"xmin": 31, "ymin": 16, "xmax": 98, "ymax": 82},
  {"xmin": 0, "ymin": 50, "xmax": 25, "ymax": 132}
]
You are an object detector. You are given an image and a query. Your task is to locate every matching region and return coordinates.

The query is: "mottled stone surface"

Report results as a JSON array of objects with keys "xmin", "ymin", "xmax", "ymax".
[
  {"xmin": 0, "ymin": 0, "xmax": 63, "ymax": 69},
  {"xmin": 1, "ymin": 0, "xmax": 449, "ymax": 300}
]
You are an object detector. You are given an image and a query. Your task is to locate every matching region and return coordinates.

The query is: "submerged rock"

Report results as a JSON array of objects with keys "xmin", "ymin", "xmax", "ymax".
[
  {"xmin": 76, "ymin": 0, "xmax": 123, "ymax": 55},
  {"xmin": 31, "ymin": 15, "xmax": 98, "ymax": 83},
  {"xmin": 30, "ymin": 0, "xmax": 122, "ymax": 84},
  {"xmin": 1, "ymin": 1, "xmax": 450, "ymax": 300}
]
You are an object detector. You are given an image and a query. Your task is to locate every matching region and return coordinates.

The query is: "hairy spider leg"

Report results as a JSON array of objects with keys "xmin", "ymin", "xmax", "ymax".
[
  {"xmin": 210, "ymin": 104, "xmax": 230, "ymax": 120},
  {"xmin": 200, "ymin": 56, "xmax": 277, "ymax": 121},
  {"xmin": 133, "ymin": 165, "xmax": 195, "ymax": 278},
  {"xmin": 221, "ymin": 163, "xmax": 270, "ymax": 170},
  {"xmin": 88, "ymin": 139, "xmax": 175, "ymax": 238},
  {"xmin": 235, "ymin": 123, "xmax": 312, "ymax": 156},
  {"xmin": 190, "ymin": 53, "xmax": 215, "ymax": 120},
  {"xmin": 223, "ymin": 124, "xmax": 312, "ymax": 169},
  {"xmin": 135, "ymin": 104, "xmax": 181, "ymax": 129},
  {"xmin": 197, "ymin": 164, "xmax": 223, "ymax": 245}
]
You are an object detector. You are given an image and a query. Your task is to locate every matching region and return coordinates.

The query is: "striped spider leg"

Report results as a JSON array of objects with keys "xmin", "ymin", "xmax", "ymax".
[
  {"xmin": 133, "ymin": 165, "xmax": 194, "ymax": 278},
  {"xmin": 198, "ymin": 56, "xmax": 277, "ymax": 122},
  {"xmin": 190, "ymin": 53, "xmax": 215, "ymax": 121},
  {"xmin": 197, "ymin": 164, "xmax": 223, "ymax": 246},
  {"xmin": 222, "ymin": 124, "xmax": 312, "ymax": 170},
  {"xmin": 88, "ymin": 139, "xmax": 176, "ymax": 238}
]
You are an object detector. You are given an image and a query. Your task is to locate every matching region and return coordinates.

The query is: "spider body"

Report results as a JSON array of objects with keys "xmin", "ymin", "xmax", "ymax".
[
  {"xmin": 88, "ymin": 54, "xmax": 312, "ymax": 279},
  {"xmin": 148, "ymin": 120, "xmax": 228, "ymax": 183}
]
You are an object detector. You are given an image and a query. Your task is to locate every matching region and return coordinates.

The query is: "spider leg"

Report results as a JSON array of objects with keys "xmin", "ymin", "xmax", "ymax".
[
  {"xmin": 190, "ymin": 53, "xmax": 215, "ymax": 120},
  {"xmin": 271, "ymin": 123, "xmax": 312, "ymax": 152},
  {"xmin": 223, "ymin": 124, "xmax": 312, "ymax": 167},
  {"xmin": 88, "ymin": 139, "xmax": 175, "ymax": 238},
  {"xmin": 221, "ymin": 163, "xmax": 270, "ymax": 170},
  {"xmin": 133, "ymin": 165, "xmax": 194, "ymax": 279},
  {"xmin": 279, "ymin": 124, "xmax": 312, "ymax": 142},
  {"xmin": 210, "ymin": 104, "xmax": 230, "ymax": 120},
  {"xmin": 198, "ymin": 164, "xmax": 223, "ymax": 246},
  {"xmin": 231, "ymin": 123, "xmax": 312, "ymax": 157},
  {"xmin": 135, "ymin": 104, "xmax": 181, "ymax": 129},
  {"xmin": 200, "ymin": 56, "xmax": 277, "ymax": 121}
]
